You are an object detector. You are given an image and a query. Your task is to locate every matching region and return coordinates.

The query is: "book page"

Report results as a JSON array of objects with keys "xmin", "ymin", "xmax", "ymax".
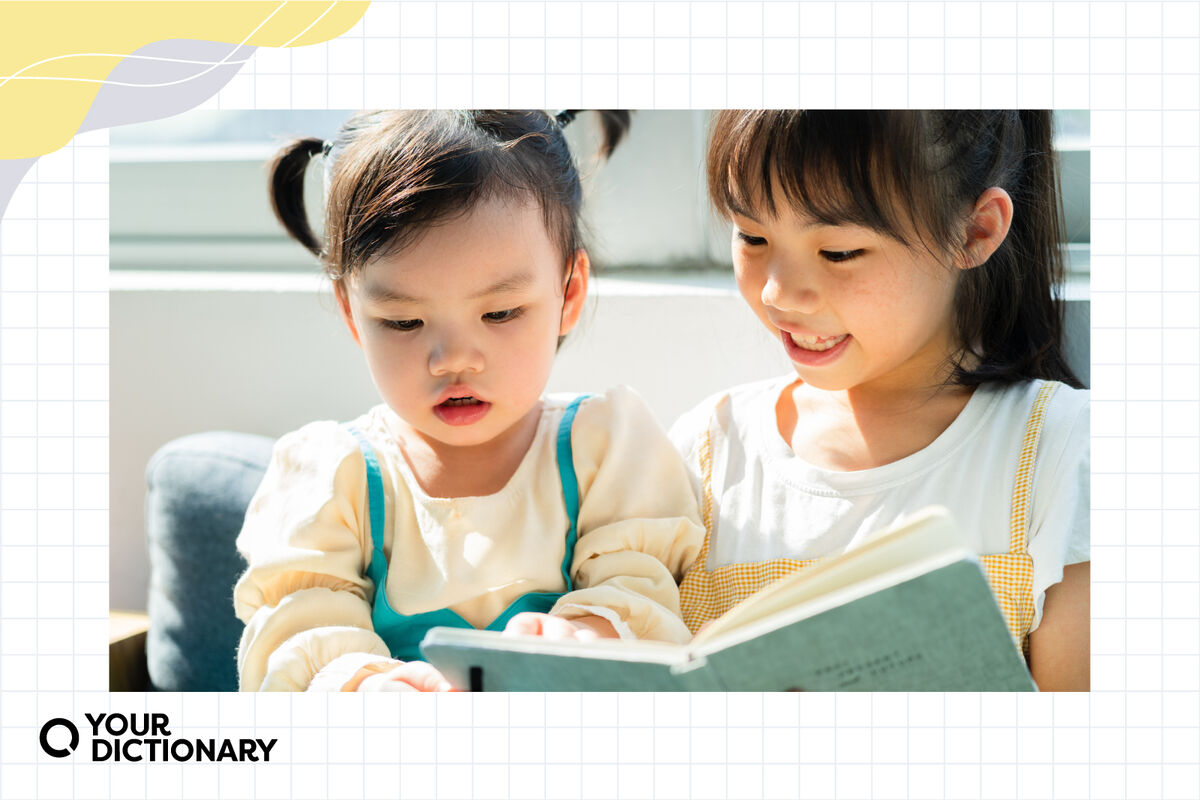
[{"xmin": 693, "ymin": 506, "xmax": 968, "ymax": 645}]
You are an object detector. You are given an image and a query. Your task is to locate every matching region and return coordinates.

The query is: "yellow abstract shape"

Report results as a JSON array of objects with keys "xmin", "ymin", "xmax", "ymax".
[{"xmin": 0, "ymin": 1, "xmax": 368, "ymax": 158}]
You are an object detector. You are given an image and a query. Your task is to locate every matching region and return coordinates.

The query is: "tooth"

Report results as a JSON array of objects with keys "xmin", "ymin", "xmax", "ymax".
[{"xmin": 789, "ymin": 333, "xmax": 846, "ymax": 352}]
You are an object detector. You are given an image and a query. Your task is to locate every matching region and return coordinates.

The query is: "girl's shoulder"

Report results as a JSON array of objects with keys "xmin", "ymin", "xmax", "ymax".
[
  {"xmin": 544, "ymin": 386, "xmax": 683, "ymax": 477},
  {"xmin": 545, "ymin": 385, "xmax": 664, "ymax": 441},
  {"xmin": 266, "ymin": 405, "xmax": 395, "ymax": 477},
  {"xmin": 983, "ymin": 379, "xmax": 1088, "ymax": 442},
  {"xmin": 975, "ymin": 380, "xmax": 1088, "ymax": 477},
  {"xmin": 668, "ymin": 375, "xmax": 794, "ymax": 458}
]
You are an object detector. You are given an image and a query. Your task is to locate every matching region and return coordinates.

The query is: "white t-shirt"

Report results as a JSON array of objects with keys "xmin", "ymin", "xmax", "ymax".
[{"xmin": 669, "ymin": 376, "xmax": 1089, "ymax": 632}]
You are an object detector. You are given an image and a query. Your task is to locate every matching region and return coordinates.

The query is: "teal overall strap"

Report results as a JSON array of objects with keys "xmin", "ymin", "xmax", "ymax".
[
  {"xmin": 556, "ymin": 395, "xmax": 590, "ymax": 590},
  {"xmin": 345, "ymin": 426, "xmax": 388, "ymax": 598}
]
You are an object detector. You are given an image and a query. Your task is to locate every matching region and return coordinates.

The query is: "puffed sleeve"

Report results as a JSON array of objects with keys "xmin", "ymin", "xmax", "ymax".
[
  {"xmin": 233, "ymin": 422, "xmax": 398, "ymax": 691},
  {"xmin": 549, "ymin": 387, "xmax": 705, "ymax": 643},
  {"xmin": 1027, "ymin": 388, "xmax": 1090, "ymax": 631}
]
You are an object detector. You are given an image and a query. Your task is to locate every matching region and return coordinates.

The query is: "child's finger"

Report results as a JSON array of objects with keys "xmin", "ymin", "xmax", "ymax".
[
  {"xmin": 382, "ymin": 661, "xmax": 454, "ymax": 692},
  {"xmin": 357, "ymin": 672, "xmax": 418, "ymax": 692},
  {"xmin": 535, "ymin": 615, "xmax": 582, "ymax": 640},
  {"xmin": 502, "ymin": 612, "xmax": 549, "ymax": 636}
]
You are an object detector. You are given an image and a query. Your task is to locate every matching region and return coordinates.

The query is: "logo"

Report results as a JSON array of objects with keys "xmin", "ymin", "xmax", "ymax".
[
  {"xmin": 39, "ymin": 718, "xmax": 80, "ymax": 758},
  {"xmin": 37, "ymin": 713, "xmax": 276, "ymax": 763}
]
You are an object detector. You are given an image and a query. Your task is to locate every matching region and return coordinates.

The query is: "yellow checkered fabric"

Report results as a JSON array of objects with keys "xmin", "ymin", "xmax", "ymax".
[{"xmin": 679, "ymin": 381, "xmax": 1062, "ymax": 655}]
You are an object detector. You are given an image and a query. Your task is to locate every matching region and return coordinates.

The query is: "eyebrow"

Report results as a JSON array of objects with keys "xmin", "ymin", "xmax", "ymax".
[
  {"xmin": 727, "ymin": 200, "xmax": 762, "ymax": 224},
  {"xmin": 362, "ymin": 270, "xmax": 536, "ymax": 305},
  {"xmin": 361, "ymin": 283, "xmax": 421, "ymax": 305},
  {"xmin": 469, "ymin": 271, "xmax": 535, "ymax": 300}
]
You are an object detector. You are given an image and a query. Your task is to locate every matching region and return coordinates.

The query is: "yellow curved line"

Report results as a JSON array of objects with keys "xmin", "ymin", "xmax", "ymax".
[{"xmin": 0, "ymin": 1, "xmax": 369, "ymax": 159}]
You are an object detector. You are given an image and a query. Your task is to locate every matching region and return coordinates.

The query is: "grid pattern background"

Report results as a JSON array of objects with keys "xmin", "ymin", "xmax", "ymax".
[{"xmin": 0, "ymin": 0, "xmax": 1185, "ymax": 798}]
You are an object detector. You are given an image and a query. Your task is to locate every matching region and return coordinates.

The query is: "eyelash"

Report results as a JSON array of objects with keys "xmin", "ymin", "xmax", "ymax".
[
  {"xmin": 382, "ymin": 307, "xmax": 524, "ymax": 332},
  {"xmin": 483, "ymin": 307, "xmax": 523, "ymax": 323},
  {"xmin": 737, "ymin": 232, "xmax": 865, "ymax": 264}
]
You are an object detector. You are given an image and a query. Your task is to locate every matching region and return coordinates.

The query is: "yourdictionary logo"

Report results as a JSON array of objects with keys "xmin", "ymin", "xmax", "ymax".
[
  {"xmin": 39, "ymin": 718, "xmax": 80, "ymax": 758},
  {"xmin": 38, "ymin": 713, "xmax": 277, "ymax": 763}
]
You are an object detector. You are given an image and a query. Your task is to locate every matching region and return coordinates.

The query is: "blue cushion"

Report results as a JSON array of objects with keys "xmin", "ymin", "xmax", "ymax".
[{"xmin": 144, "ymin": 432, "xmax": 274, "ymax": 691}]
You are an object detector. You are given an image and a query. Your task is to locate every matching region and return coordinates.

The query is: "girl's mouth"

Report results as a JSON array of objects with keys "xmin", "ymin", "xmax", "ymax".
[
  {"xmin": 433, "ymin": 396, "xmax": 491, "ymax": 426},
  {"xmin": 781, "ymin": 330, "xmax": 852, "ymax": 365}
]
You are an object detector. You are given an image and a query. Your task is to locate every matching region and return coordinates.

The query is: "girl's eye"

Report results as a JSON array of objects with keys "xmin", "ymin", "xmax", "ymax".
[
  {"xmin": 483, "ymin": 307, "xmax": 523, "ymax": 323},
  {"xmin": 384, "ymin": 318, "xmax": 422, "ymax": 331},
  {"xmin": 736, "ymin": 231, "xmax": 768, "ymax": 246},
  {"xmin": 820, "ymin": 249, "xmax": 864, "ymax": 263}
]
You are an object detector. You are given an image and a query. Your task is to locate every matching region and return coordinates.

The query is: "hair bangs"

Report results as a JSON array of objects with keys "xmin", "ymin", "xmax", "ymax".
[{"xmin": 709, "ymin": 111, "xmax": 922, "ymax": 246}]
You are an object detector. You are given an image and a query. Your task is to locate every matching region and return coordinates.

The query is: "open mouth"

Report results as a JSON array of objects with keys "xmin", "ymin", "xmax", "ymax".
[
  {"xmin": 433, "ymin": 395, "xmax": 491, "ymax": 426},
  {"xmin": 441, "ymin": 397, "xmax": 482, "ymax": 407},
  {"xmin": 781, "ymin": 330, "xmax": 853, "ymax": 365},
  {"xmin": 788, "ymin": 332, "xmax": 849, "ymax": 352}
]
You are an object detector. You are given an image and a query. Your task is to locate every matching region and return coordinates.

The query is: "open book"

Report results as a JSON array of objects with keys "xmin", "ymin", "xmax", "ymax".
[{"xmin": 420, "ymin": 507, "xmax": 1037, "ymax": 691}]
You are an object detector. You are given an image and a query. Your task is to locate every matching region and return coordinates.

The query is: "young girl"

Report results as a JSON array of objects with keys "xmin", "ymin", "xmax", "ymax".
[
  {"xmin": 673, "ymin": 111, "xmax": 1089, "ymax": 691},
  {"xmin": 234, "ymin": 110, "xmax": 703, "ymax": 692}
]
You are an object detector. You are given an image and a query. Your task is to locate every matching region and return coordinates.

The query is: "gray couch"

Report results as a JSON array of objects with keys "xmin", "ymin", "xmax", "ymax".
[{"xmin": 144, "ymin": 432, "xmax": 275, "ymax": 691}]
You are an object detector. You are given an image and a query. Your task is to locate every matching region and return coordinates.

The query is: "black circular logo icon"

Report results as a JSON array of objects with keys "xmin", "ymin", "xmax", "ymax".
[{"xmin": 39, "ymin": 718, "xmax": 79, "ymax": 758}]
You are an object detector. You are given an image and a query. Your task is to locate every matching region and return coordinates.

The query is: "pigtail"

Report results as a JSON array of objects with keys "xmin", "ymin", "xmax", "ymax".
[
  {"xmin": 591, "ymin": 110, "xmax": 632, "ymax": 159},
  {"xmin": 267, "ymin": 137, "xmax": 325, "ymax": 258},
  {"xmin": 555, "ymin": 110, "xmax": 631, "ymax": 160}
]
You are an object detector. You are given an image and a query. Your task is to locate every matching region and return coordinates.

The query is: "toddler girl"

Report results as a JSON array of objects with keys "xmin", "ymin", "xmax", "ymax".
[
  {"xmin": 234, "ymin": 110, "xmax": 703, "ymax": 692},
  {"xmin": 673, "ymin": 111, "xmax": 1089, "ymax": 690}
]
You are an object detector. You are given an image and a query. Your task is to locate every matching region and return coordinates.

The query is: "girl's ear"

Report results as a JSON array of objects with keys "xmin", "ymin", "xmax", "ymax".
[
  {"xmin": 334, "ymin": 279, "xmax": 363, "ymax": 347},
  {"xmin": 960, "ymin": 186, "xmax": 1014, "ymax": 269},
  {"xmin": 558, "ymin": 249, "xmax": 590, "ymax": 337}
]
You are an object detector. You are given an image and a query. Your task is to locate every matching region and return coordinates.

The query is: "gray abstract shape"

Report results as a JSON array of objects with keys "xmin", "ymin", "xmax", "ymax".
[
  {"xmin": 0, "ymin": 158, "xmax": 36, "ymax": 222},
  {"xmin": 78, "ymin": 39, "xmax": 256, "ymax": 135}
]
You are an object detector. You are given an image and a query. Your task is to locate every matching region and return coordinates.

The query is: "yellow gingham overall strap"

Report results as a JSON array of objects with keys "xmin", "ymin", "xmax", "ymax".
[
  {"xmin": 678, "ymin": 422, "xmax": 718, "ymax": 633},
  {"xmin": 980, "ymin": 380, "xmax": 1061, "ymax": 653},
  {"xmin": 678, "ymin": 414, "xmax": 821, "ymax": 633}
]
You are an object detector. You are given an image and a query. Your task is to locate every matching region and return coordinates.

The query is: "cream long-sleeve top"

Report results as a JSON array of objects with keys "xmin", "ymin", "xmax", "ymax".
[{"xmin": 234, "ymin": 387, "xmax": 704, "ymax": 691}]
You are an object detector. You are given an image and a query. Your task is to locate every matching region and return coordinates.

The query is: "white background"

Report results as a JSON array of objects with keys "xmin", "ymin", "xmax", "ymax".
[{"xmin": 0, "ymin": 1, "xmax": 1186, "ymax": 798}]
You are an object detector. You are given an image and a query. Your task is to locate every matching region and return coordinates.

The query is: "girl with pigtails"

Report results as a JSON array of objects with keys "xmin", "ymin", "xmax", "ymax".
[
  {"xmin": 673, "ymin": 111, "xmax": 1089, "ymax": 690},
  {"xmin": 234, "ymin": 111, "xmax": 703, "ymax": 692}
]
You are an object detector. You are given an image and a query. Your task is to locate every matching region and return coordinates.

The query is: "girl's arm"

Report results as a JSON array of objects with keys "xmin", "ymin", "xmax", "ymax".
[
  {"xmin": 1027, "ymin": 561, "xmax": 1090, "ymax": 691},
  {"xmin": 542, "ymin": 387, "xmax": 706, "ymax": 643},
  {"xmin": 234, "ymin": 423, "xmax": 395, "ymax": 691}
]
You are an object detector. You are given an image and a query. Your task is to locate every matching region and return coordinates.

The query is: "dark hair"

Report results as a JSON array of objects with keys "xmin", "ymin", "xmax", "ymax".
[
  {"xmin": 268, "ymin": 110, "xmax": 631, "ymax": 282},
  {"xmin": 706, "ymin": 110, "xmax": 1083, "ymax": 389}
]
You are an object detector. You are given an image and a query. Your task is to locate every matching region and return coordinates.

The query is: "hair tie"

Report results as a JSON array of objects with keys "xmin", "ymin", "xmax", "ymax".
[
  {"xmin": 554, "ymin": 110, "xmax": 579, "ymax": 128},
  {"xmin": 322, "ymin": 140, "xmax": 333, "ymax": 157}
]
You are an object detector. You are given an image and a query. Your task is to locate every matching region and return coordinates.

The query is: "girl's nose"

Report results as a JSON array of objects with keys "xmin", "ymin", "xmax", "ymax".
[
  {"xmin": 761, "ymin": 260, "xmax": 819, "ymax": 314},
  {"xmin": 428, "ymin": 334, "xmax": 484, "ymax": 376}
]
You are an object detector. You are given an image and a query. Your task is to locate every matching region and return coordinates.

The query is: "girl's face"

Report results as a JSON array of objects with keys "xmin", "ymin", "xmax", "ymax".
[
  {"xmin": 730, "ymin": 204, "xmax": 963, "ymax": 396},
  {"xmin": 337, "ymin": 197, "xmax": 586, "ymax": 449}
]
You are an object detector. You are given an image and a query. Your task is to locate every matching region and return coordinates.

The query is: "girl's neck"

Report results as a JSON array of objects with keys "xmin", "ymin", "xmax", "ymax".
[
  {"xmin": 395, "ymin": 402, "xmax": 544, "ymax": 498},
  {"xmin": 778, "ymin": 375, "xmax": 976, "ymax": 473}
]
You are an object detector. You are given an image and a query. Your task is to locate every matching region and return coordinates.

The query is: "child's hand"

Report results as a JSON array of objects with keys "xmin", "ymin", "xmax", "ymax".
[
  {"xmin": 503, "ymin": 612, "xmax": 618, "ymax": 641},
  {"xmin": 347, "ymin": 661, "xmax": 455, "ymax": 692}
]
